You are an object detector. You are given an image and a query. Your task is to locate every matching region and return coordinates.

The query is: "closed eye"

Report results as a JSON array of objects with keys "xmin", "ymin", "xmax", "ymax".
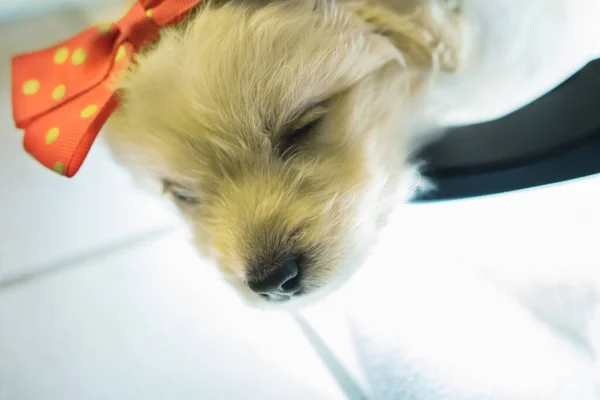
[
  {"xmin": 162, "ymin": 179, "xmax": 200, "ymax": 205},
  {"xmin": 278, "ymin": 106, "xmax": 327, "ymax": 157}
]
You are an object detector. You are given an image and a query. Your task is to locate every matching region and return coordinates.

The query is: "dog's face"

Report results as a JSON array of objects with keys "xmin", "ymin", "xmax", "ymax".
[{"xmin": 107, "ymin": 1, "xmax": 443, "ymax": 307}]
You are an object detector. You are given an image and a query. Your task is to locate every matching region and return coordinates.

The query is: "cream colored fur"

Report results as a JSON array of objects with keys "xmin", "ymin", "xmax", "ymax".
[{"xmin": 105, "ymin": 0, "xmax": 462, "ymax": 306}]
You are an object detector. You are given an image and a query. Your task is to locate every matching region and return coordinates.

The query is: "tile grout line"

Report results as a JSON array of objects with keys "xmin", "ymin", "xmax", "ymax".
[
  {"xmin": 1, "ymin": 220, "xmax": 370, "ymax": 399},
  {"xmin": 0, "ymin": 226, "xmax": 176, "ymax": 291},
  {"xmin": 292, "ymin": 313, "xmax": 371, "ymax": 400}
]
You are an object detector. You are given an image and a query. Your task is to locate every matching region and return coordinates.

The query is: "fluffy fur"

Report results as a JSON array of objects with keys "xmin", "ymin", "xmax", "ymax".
[{"xmin": 106, "ymin": 0, "xmax": 462, "ymax": 306}]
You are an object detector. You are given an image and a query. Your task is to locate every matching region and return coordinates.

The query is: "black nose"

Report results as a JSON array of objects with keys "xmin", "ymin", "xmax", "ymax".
[{"xmin": 248, "ymin": 257, "xmax": 301, "ymax": 298}]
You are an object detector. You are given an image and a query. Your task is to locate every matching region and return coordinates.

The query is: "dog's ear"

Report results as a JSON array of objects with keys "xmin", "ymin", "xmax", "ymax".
[{"xmin": 347, "ymin": 0, "xmax": 462, "ymax": 73}]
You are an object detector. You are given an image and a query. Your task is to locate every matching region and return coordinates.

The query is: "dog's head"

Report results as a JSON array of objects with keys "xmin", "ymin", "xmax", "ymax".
[{"xmin": 106, "ymin": 0, "xmax": 460, "ymax": 307}]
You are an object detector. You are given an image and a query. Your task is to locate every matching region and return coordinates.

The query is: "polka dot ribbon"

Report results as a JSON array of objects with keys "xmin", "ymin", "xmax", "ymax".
[{"xmin": 11, "ymin": 0, "xmax": 203, "ymax": 177}]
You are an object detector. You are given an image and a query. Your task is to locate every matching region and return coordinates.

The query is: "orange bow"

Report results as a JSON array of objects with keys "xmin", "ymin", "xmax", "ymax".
[{"xmin": 11, "ymin": 0, "xmax": 203, "ymax": 177}]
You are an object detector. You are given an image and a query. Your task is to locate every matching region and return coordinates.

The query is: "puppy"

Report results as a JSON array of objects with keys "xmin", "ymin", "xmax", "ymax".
[
  {"xmin": 105, "ymin": 0, "xmax": 462, "ymax": 307},
  {"xmin": 103, "ymin": 0, "xmax": 599, "ymax": 307}
]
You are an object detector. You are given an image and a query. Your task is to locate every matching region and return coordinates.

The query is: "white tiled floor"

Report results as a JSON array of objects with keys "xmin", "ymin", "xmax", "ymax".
[
  {"xmin": 302, "ymin": 175, "xmax": 600, "ymax": 400},
  {"xmin": 0, "ymin": 7, "xmax": 345, "ymax": 400},
  {"xmin": 0, "ymin": 231, "xmax": 344, "ymax": 400}
]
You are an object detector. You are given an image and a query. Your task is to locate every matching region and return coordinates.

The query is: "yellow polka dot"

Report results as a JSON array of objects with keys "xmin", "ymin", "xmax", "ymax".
[
  {"xmin": 71, "ymin": 48, "xmax": 87, "ymax": 65},
  {"xmin": 53, "ymin": 162, "xmax": 65, "ymax": 175},
  {"xmin": 145, "ymin": 9, "xmax": 153, "ymax": 18},
  {"xmin": 52, "ymin": 84, "xmax": 66, "ymax": 101},
  {"xmin": 54, "ymin": 47, "xmax": 70, "ymax": 64},
  {"xmin": 97, "ymin": 23, "xmax": 112, "ymax": 34},
  {"xmin": 45, "ymin": 127, "xmax": 60, "ymax": 144},
  {"xmin": 115, "ymin": 45, "xmax": 127, "ymax": 62},
  {"xmin": 22, "ymin": 79, "xmax": 40, "ymax": 95},
  {"xmin": 80, "ymin": 104, "xmax": 98, "ymax": 119}
]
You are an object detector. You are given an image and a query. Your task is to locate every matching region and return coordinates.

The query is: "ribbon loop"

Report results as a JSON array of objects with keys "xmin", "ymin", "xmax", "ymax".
[
  {"xmin": 11, "ymin": 0, "xmax": 204, "ymax": 177},
  {"xmin": 116, "ymin": 1, "xmax": 160, "ymax": 51}
]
